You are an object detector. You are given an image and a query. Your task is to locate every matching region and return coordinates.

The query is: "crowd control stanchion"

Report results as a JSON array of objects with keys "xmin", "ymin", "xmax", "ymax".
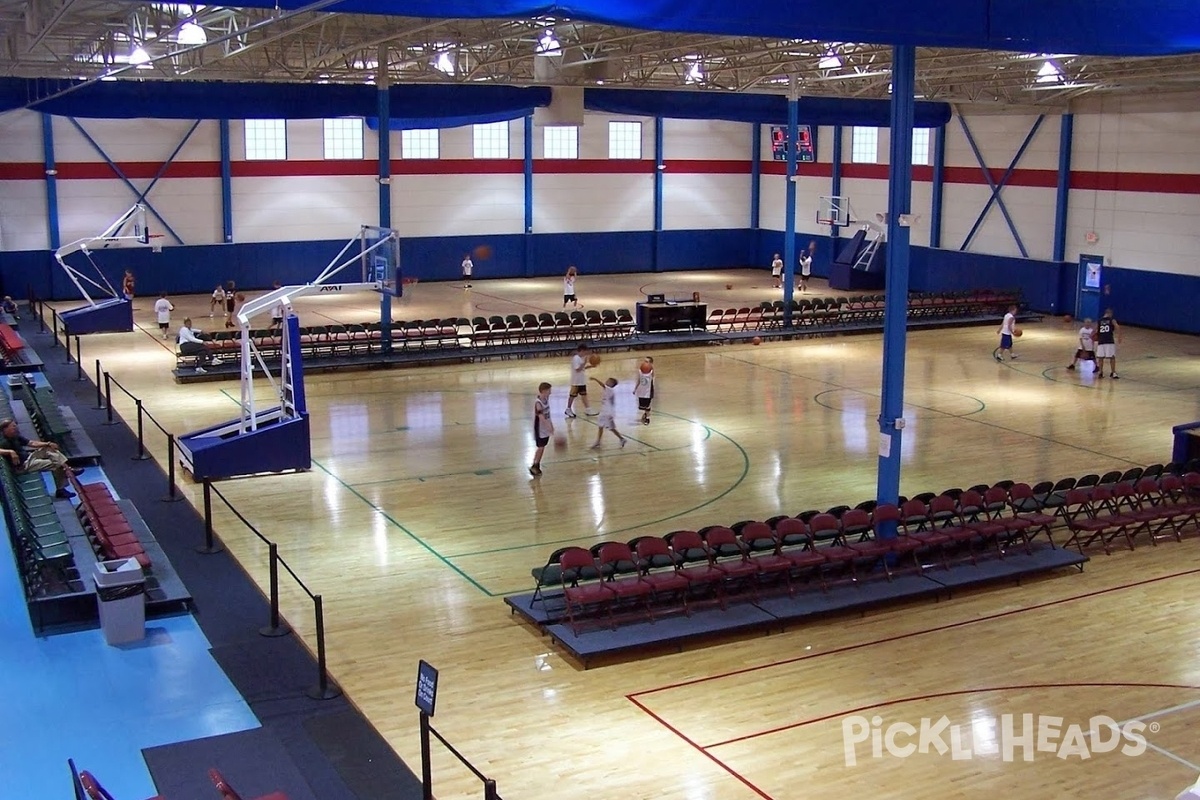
[
  {"xmin": 162, "ymin": 435, "xmax": 183, "ymax": 502},
  {"xmin": 197, "ymin": 480, "xmax": 224, "ymax": 555},
  {"xmin": 259, "ymin": 543, "xmax": 291, "ymax": 638},
  {"xmin": 74, "ymin": 336, "xmax": 84, "ymax": 380},
  {"xmin": 131, "ymin": 398, "xmax": 151, "ymax": 461},
  {"xmin": 306, "ymin": 595, "xmax": 342, "ymax": 700},
  {"xmin": 94, "ymin": 360, "xmax": 105, "ymax": 410},
  {"xmin": 103, "ymin": 373, "xmax": 117, "ymax": 425}
]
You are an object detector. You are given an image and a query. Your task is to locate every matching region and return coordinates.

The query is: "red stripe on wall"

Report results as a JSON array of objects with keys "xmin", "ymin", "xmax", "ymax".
[{"xmin": 4, "ymin": 159, "xmax": 1200, "ymax": 196}]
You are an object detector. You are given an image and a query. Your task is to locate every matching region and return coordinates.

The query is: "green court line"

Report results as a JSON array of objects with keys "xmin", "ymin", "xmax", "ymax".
[
  {"xmin": 308, "ymin": 458, "xmax": 496, "ymax": 596},
  {"xmin": 444, "ymin": 410, "xmax": 747, "ymax": 560},
  {"xmin": 811, "ymin": 387, "xmax": 985, "ymax": 419}
]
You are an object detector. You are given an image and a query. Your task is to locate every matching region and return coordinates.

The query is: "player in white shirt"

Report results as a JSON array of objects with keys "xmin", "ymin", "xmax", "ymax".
[
  {"xmin": 995, "ymin": 305, "xmax": 1019, "ymax": 362},
  {"xmin": 269, "ymin": 281, "xmax": 285, "ymax": 330},
  {"xmin": 176, "ymin": 317, "xmax": 220, "ymax": 373},
  {"xmin": 1066, "ymin": 318, "xmax": 1096, "ymax": 372},
  {"xmin": 633, "ymin": 357, "xmax": 655, "ymax": 425},
  {"xmin": 565, "ymin": 344, "xmax": 598, "ymax": 417},
  {"xmin": 209, "ymin": 284, "xmax": 225, "ymax": 318},
  {"xmin": 461, "ymin": 254, "xmax": 473, "ymax": 289},
  {"xmin": 589, "ymin": 377, "xmax": 627, "ymax": 449},
  {"xmin": 563, "ymin": 265, "xmax": 579, "ymax": 309},
  {"xmin": 530, "ymin": 382, "xmax": 553, "ymax": 476},
  {"xmin": 770, "ymin": 253, "xmax": 783, "ymax": 289},
  {"xmin": 153, "ymin": 292, "xmax": 175, "ymax": 339},
  {"xmin": 799, "ymin": 240, "xmax": 815, "ymax": 292}
]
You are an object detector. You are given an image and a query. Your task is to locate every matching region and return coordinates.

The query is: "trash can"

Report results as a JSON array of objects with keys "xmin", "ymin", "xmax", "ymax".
[{"xmin": 94, "ymin": 558, "xmax": 146, "ymax": 645}]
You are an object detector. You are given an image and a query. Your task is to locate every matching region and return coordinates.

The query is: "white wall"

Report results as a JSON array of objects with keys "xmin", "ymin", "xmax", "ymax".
[{"xmin": 0, "ymin": 111, "xmax": 47, "ymax": 251}]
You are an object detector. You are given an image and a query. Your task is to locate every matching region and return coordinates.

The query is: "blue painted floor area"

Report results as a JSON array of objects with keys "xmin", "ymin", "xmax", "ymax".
[{"xmin": 0, "ymin": 516, "xmax": 259, "ymax": 798}]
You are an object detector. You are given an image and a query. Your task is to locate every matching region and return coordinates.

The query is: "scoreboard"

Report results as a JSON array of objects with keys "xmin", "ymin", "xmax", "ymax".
[{"xmin": 771, "ymin": 125, "xmax": 816, "ymax": 163}]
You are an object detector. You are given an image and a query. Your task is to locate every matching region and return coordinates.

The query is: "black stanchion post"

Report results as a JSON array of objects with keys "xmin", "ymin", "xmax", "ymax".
[
  {"xmin": 62, "ymin": 323, "xmax": 71, "ymax": 364},
  {"xmin": 197, "ymin": 480, "xmax": 224, "ymax": 555},
  {"xmin": 103, "ymin": 373, "xmax": 117, "ymax": 425},
  {"xmin": 306, "ymin": 595, "xmax": 342, "ymax": 700},
  {"xmin": 37, "ymin": 300, "xmax": 45, "ymax": 333},
  {"xmin": 259, "ymin": 543, "xmax": 291, "ymax": 638},
  {"xmin": 132, "ymin": 398, "xmax": 151, "ymax": 460},
  {"xmin": 93, "ymin": 360, "xmax": 104, "ymax": 409},
  {"xmin": 74, "ymin": 337, "xmax": 84, "ymax": 380},
  {"xmin": 162, "ymin": 435, "xmax": 183, "ymax": 502},
  {"xmin": 420, "ymin": 712, "xmax": 433, "ymax": 800},
  {"xmin": 484, "ymin": 779, "xmax": 498, "ymax": 800},
  {"xmin": 50, "ymin": 308, "xmax": 59, "ymax": 348}
]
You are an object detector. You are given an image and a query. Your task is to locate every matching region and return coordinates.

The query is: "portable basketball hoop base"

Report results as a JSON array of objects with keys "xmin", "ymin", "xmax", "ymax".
[
  {"xmin": 59, "ymin": 298, "xmax": 133, "ymax": 335},
  {"xmin": 177, "ymin": 409, "xmax": 311, "ymax": 481}
]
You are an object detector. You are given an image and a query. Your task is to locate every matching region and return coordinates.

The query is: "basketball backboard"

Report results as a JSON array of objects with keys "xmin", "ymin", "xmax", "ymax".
[{"xmin": 817, "ymin": 195, "xmax": 853, "ymax": 227}]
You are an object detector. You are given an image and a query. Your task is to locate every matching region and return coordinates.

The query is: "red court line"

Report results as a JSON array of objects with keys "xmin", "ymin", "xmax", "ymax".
[
  {"xmin": 703, "ymin": 682, "xmax": 1200, "ymax": 750},
  {"xmin": 628, "ymin": 564, "xmax": 1200, "ymax": 699},
  {"xmin": 627, "ymin": 694, "xmax": 773, "ymax": 800}
]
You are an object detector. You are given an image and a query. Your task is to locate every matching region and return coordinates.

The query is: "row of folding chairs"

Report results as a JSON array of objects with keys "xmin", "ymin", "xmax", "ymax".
[
  {"xmin": 706, "ymin": 290, "xmax": 1020, "ymax": 333},
  {"xmin": 471, "ymin": 310, "xmax": 634, "ymax": 346},
  {"xmin": 0, "ymin": 453, "xmax": 77, "ymax": 600}
]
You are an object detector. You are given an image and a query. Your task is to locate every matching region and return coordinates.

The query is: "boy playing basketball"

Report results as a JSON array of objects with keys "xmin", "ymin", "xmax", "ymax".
[
  {"xmin": 530, "ymin": 382, "xmax": 553, "ymax": 476},
  {"xmin": 565, "ymin": 344, "xmax": 598, "ymax": 417},
  {"xmin": 589, "ymin": 376, "xmax": 627, "ymax": 449},
  {"xmin": 634, "ymin": 357, "xmax": 654, "ymax": 425},
  {"xmin": 996, "ymin": 305, "xmax": 1019, "ymax": 361},
  {"xmin": 1066, "ymin": 318, "xmax": 1096, "ymax": 372}
]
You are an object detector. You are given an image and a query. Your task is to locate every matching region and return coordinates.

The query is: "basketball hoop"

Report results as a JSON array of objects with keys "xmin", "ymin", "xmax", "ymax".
[{"xmin": 149, "ymin": 234, "xmax": 164, "ymax": 254}]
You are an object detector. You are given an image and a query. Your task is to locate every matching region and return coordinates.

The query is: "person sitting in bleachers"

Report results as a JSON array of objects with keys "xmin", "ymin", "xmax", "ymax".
[
  {"xmin": 0, "ymin": 418, "xmax": 80, "ymax": 499},
  {"xmin": 1, "ymin": 296, "xmax": 19, "ymax": 319},
  {"xmin": 177, "ymin": 317, "xmax": 222, "ymax": 374}
]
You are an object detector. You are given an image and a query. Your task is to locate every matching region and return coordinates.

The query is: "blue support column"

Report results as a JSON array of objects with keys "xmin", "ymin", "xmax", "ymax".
[
  {"xmin": 876, "ymin": 45, "xmax": 917, "ymax": 518},
  {"xmin": 750, "ymin": 122, "xmax": 761, "ymax": 244},
  {"xmin": 41, "ymin": 113, "xmax": 60, "ymax": 251},
  {"xmin": 376, "ymin": 82, "xmax": 392, "ymax": 351},
  {"xmin": 1052, "ymin": 113, "xmax": 1074, "ymax": 262},
  {"xmin": 782, "ymin": 80, "xmax": 799, "ymax": 327},
  {"xmin": 377, "ymin": 85, "xmax": 392, "ymax": 229},
  {"xmin": 523, "ymin": 114, "xmax": 534, "ymax": 277},
  {"xmin": 929, "ymin": 124, "xmax": 946, "ymax": 249},
  {"xmin": 653, "ymin": 116, "xmax": 665, "ymax": 272},
  {"xmin": 830, "ymin": 124, "xmax": 843, "ymax": 241},
  {"xmin": 219, "ymin": 120, "xmax": 233, "ymax": 243}
]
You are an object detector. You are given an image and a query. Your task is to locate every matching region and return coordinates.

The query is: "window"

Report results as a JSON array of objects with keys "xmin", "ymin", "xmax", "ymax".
[
  {"xmin": 323, "ymin": 118, "xmax": 364, "ymax": 160},
  {"xmin": 911, "ymin": 128, "xmax": 931, "ymax": 166},
  {"xmin": 850, "ymin": 126, "xmax": 878, "ymax": 164},
  {"xmin": 543, "ymin": 125, "xmax": 578, "ymax": 159},
  {"xmin": 472, "ymin": 121, "xmax": 510, "ymax": 158},
  {"xmin": 401, "ymin": 129, "xmax": 440, "ymax": 159},
  {"xmin": 608, "ymin": 121, "xmax": 642, "ymax": 159},
  {"xmin": 244, "ymin": 119, "xmax": 287, "ymax": 161}
]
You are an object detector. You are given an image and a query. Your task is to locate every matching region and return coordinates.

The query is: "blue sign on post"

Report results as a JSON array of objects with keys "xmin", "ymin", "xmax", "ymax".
[
  {"xmin": 1077, "ymin": 253, "xmax": 1103, "ymax": 321},
  {"xmin": 415, "ymin": 660, "xmax": 439, "ymax": 717}
]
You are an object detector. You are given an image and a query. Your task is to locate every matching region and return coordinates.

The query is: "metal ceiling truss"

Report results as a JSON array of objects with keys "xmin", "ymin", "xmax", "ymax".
[{"xmin": 3, "ymin": 1, "xmax": 1200, "ymax": 108}]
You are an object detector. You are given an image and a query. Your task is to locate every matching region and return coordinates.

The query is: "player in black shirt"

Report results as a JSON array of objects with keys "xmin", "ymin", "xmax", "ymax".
[{"xmin": 1094, "ymin": 308, "xmax": 1121, "ymax": 379}]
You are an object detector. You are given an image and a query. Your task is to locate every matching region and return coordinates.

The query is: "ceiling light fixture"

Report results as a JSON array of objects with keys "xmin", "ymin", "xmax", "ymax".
[
  {"xmin": 176, "ymin": 22, "xmax": 207, "ymax": 46},
  {"xmin": 129, "ymin": 46, "xmax": 152, "ymax": 69},
  {"xmin": 818, "ymin": 51, "xmax": 842, "ymax": 70},
  {"xmin": 536, "ymin": 29, "xmax": 561, "ymax": 56},
  {"xmin": 434, "ymin": 52, "xmax": 455, "ymax": 75}
]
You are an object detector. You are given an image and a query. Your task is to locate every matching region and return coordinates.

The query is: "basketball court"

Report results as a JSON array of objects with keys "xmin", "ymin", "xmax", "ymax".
[{"xmin": 46, "ymin": 270, "xmax": 1200, "ymax": 799}]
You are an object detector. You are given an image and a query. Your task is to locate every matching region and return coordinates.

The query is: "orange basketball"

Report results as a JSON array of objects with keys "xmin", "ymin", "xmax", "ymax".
[
  {"xmin": 725, "ymin": 283, "xmax": 733, "ymax": 290},
  {"xmin": 553, "ymin": 433, "xmax": 567, "ymax": 450},
  {"xmin": 752, "ymin": 336, "xmax": 763, "ymax": 346},
  {"xmin": 639, "ymin": 361, "xmax": 653, "ymax": 374},
  {"xmin": 1013, "ymin": 328, "xmax": 1023, "ymax": 337},
  {"xmin": 473, "ymin": 244, "xmax": 493, "ymax": 260},
  {"xmin": 235, "ymin": 293, "xmax": 245, "ymax": 302},
  {"xmin": 587, "ymin": 353, "xmax": 601, "ymax": 367}
]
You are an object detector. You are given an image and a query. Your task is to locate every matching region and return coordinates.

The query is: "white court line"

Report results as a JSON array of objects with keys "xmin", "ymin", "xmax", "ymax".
[
  {"xmin": 1118, "ymin": 696, "xmax": 1200, "ymax": 727},
  {"xmin": 1143, "ymin": 741, "xmax": 1200, "ymax": 774}
]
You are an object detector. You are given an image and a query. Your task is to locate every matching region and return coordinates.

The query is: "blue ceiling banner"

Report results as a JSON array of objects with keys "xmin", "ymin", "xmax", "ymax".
[
  {"xmin": 217, "ymin": 1, "xmax": 1200, "ymax": 57},
  {"xmin": 585, "ymin": 89, "xmax": 951, "ymax": 129}
]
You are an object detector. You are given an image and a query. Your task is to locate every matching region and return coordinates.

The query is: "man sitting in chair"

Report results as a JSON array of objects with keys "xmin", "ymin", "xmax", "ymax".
[
  {"xmin": 0, "ymin": 418, "xmax": 81, "ymax": 499},
  {"xmin": 177, "ymin": 317, "xmax": 222, "ymax": 374}
]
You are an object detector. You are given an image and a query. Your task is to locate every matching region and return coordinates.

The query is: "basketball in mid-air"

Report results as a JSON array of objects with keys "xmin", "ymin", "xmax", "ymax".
[
  {"xmin": 752, "ymin": 336, "xmax": 763, "ymax": 346},
  {"xmin": 473, "ymin": 244, "xmax": 493, "ymax": 260},
  {"xmin": 726, "ymin": 283, "xmax": 733, "ymax": 290},
  {"xmin": 587, "ymin": 353, "xmax": 601, "ymax": 367},
  {"xmin": 639, "ymin": 361, "xmax": 653, "ymax": 374},
  {"xmin": 1013, "ymin": 328, "xmax": 1023, "ymax": 338},
  {"xmin": 235, "ymin": 293, "xmax": 246, "ymax": 302}
]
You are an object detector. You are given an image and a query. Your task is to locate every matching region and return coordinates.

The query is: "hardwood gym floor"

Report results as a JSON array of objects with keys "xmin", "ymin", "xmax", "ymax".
[{"xmin": 49, "ymin": 270, "xmax": 1200, "ymax": 799}]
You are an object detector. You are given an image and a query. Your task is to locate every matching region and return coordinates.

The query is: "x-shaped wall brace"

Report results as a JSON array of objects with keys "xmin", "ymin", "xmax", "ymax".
[
  {"xmin": 67, "ymin": 117, "xmax": 199, "ymax": 245},
  {"xmin": 957, "ymin": 114, "xmax": 1045, "ymax": 258}
]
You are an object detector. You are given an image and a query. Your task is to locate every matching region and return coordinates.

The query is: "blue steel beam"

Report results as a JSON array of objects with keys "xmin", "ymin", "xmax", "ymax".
[
  {"xmin": 930, "ymin": 124, "xmax": 946, "ymax": 248},
  {"xmin": 67, "ymin": 118, "xmax": 187, "ymax": 245},
  {"xmin": 1052, "ymin": 113, "xmax": 1074, "ymax": 262},
  {"xmin": 750, "ymin": 122, "xmax": 761, "ymax": 231},
  {"xmin": 782, "ymin": 86, "xmax": 798, "ymax": 327},
  {"xmin": 957, "ymin": 114, "xmax": 1045, "ymax": 257},
  {"xmin": 219, "ymin": 120, "xmax": 233, "ymax": 243},
  {"xmin": 830, "ymin": 124, "xmax": 843, "ymax": 240},
  {"xmin": 876, "ymin": 44, "xmax": 917, "ymax": 518},
  {"xmin": 523, "ymin": 114, "xmax": 533, "ymax": 277},
  {"xmin": 653, "ymin": 116, "xmax": 664, "ymax": 272},
  {"xmin": 41, "ymin": 113, "xmax": 60, "ymax": 250},
  {"xmin": 377, "ymin": 85, "xmax": 392, "ymax": 229}
]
